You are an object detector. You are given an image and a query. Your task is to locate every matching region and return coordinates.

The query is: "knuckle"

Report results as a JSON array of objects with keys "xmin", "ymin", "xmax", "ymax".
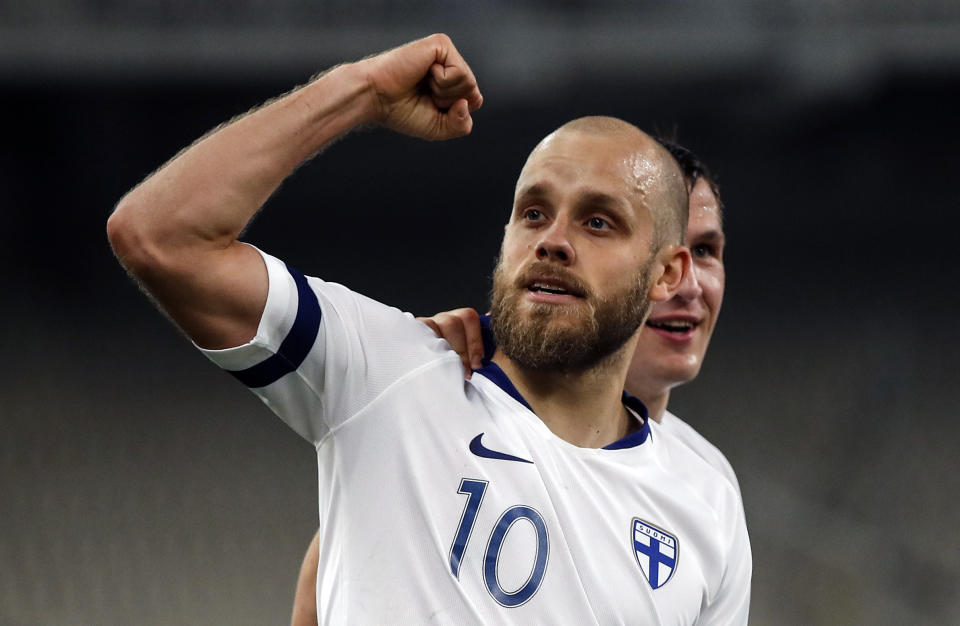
[{"xmin": 438, "ymin": 320, "xmax": 458, "ymax": 334}]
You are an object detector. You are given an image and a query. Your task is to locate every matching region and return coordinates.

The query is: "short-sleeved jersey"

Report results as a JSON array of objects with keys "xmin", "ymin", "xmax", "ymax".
[
  {"xmin": 200, "ymin": 249, "xmax": 751, "ymax": 625},
  {"xmin": 659, "ymin": 411, "xmax": 742, "ymax": 497}
]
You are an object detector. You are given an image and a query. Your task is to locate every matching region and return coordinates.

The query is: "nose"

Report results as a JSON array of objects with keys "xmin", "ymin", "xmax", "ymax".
[
  {"xmin": 535, "ymin": 219, "xmax": 576, "ymax": 265},
  {"xmin": 674, "ymin": 259, "xmax": 703, "ymax": 302}
]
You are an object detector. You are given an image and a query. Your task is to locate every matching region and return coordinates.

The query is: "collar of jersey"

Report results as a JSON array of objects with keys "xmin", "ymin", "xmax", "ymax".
[{"xmin": 476, "ymin": 315, "xmax": 651, "ymax": 449}]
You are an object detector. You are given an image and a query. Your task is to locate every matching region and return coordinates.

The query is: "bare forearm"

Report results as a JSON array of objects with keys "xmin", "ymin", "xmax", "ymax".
[
  {"xmin": 111, "ymin": 63, "xmax": 372, "ymax": 263},
  {"xmin": 106, "ymin": 34, "xmax": 481, "ymax": 349},
  {"xmin": 291, "ymin": 530, "xmax": 321, "ymax": 626}
]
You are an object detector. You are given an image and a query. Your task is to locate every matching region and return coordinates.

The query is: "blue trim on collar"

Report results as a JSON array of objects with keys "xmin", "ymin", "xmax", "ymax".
[
  {"xmin": 603, "ymin": 391, "xmax": 651, "ymax": 449},
  {"xmin": 477, "ymin": 314, "xmax": 531, "ymax": 409},
  {"xmin": 227, "ymin": 263, "xmax": 321, "ymax": 388},
  {"xmin": 479, "ymin": 314, "xmax": 496, "ymax": 362},
  {"xmin": 475, "ymin": 361, "xmax": 533, "ymax": 412},
  {"xmin": 477, "ymin": 314, "xmax": 650, "ymax": 449}
]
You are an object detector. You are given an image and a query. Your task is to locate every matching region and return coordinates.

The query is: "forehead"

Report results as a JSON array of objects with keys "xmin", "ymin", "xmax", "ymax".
[
  {"xmin": 687, "ymin": 177, "xmax": 723, "ymax": 236},
  {"xmin": 515, "ymin": 131, "xmax": 658, "ymax": 204}
]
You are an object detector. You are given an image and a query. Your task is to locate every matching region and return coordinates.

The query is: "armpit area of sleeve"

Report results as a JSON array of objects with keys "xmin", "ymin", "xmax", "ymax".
[{"xmin": 197, "ymin": 247, "xmax": 299, "ymax": 372}]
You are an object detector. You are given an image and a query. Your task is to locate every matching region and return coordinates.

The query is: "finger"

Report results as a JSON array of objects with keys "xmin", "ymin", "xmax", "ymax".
[
  {"xmin": 438, "ymin": 308, "xmax": 483, "ymax": 372},
  {"xmin": 440, "ymin": 99, "xmax": 473, "ymax": 137},
  {"xmin": 428, "ymin": 63, "xmax": 472, "ymax": 95},
  {"xmin": 456, "ymin": 309, "xmax": 485, "ymax": 371},
  {"xmin": 419, "ymin": 317, "xmax": 442, "ymax": 338},
  {"xmin": 422, "ymin": 99, "xmax": 472, "ymax": 140},
  {"xmin": 434, "ymin": 313, "xmax": 469, "ymax": 355},
  {"xmin": 445, "ymin": 317, "xmax": 474, "ymax": 379},
  {"xmin": 397, "ymin": 99, "xmax": 470, "ymax": 141},
  {"xmin": 428, "ymin": 34, "xmax": 483, "ymax": 111},
  {"xmin": 427, "ymin": 311, "xmax": 474, "ymax": 378},
  {"xmin": 429, "ymin": 63, "xmax": 483, "ymax": 111}
]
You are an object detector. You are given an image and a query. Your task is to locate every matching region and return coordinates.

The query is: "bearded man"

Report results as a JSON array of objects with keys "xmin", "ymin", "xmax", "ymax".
[{"xmin": 108, "ymin": 34, "xmax": 750, "ymax": 624}]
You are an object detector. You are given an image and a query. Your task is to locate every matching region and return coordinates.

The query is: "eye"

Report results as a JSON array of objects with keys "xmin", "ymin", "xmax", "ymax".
[
  {"xmin": 587, "ymin": 216, "xmax": 610, "ymax": 230},
  {"xmin": 523, "ymin": 208, "xmax": 544, "ymax": 222},
  {"xmin": 691, "ymin": 243, "xmax": 717, "ymax": 259}
]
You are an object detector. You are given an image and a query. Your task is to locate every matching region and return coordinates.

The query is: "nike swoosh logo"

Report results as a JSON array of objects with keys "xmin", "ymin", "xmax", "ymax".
[{"xmin": 469, "ymin": 433, "xmax": 533, "ymax": 464}]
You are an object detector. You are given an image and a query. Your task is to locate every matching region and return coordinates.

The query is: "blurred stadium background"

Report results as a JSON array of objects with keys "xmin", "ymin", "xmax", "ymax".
[{"xmin": 2, "ymin": 1, "xmax": 959, "ymax": 624}]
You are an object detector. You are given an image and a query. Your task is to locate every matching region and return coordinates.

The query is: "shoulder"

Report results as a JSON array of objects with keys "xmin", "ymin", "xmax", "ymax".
[
  {"xmin": 200, "ymin": 248, "xmax": 459, "ymax": 441},
  {"xmin": 652, "ymin": 413, "xmax": 752, "ymax": 622},
  {"xmin": 659, "ymin": 410, "xmax": 741, "ymax": 496},
  {"xmin": 647, "ymin": 416, "xmax": 745, "ymax": 545}
]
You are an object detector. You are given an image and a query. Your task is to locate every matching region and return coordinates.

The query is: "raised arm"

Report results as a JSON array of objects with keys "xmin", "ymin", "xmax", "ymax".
[{"xmin": 107, "ymin": 34, "xmax": 482, "ymax": 349}]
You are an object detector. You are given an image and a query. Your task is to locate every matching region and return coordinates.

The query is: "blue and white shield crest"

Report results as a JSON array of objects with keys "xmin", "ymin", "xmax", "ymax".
[{"xmin": 632, "ymin": 518, "xmax": 678, "ymax": 589}]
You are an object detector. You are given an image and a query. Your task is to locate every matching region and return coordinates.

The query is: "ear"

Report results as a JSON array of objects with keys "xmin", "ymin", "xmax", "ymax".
[{"xmin": 648, "ymin": 244, "xmax": 691, "ymax": 303}]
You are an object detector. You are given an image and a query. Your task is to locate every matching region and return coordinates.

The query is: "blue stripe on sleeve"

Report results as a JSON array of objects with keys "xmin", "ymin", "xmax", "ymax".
[{"xmin": 227, "ymin": 264, "xmax": 321, "ymax": 389}]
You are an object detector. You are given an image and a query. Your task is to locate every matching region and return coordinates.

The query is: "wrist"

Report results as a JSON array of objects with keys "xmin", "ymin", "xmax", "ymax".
[
  {"xmin": 292, "ymin": 62, "xmax": 380, "ymax": 144},
  {"xmin": 326, "ymin": 60, "xmax": 382, "ymax": 127}
]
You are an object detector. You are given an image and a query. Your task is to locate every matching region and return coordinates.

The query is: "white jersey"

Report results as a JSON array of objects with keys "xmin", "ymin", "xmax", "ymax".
[
  {"xmin": 200, "ymin": 249, "xmax": 751, "ymax": 625},
  {"xmin": 659, "ymin": 411, "xmax": 742, "ymax": 497}
]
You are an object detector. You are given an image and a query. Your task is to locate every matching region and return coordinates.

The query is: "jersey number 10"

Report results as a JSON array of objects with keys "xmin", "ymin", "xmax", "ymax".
[{"xmin": 448, "ymin": 478, "xmax": 549, "ymax": 607}]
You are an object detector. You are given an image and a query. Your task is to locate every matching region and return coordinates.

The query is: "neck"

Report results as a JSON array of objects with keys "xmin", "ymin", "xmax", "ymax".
[
  {"xmin": 623, "ymin": 371, "xmax": 676, "ymax": 424},
  {"xmin": 491, "ymin": 337, "xmax": 640, "ymax": 448},
  {"xmin": 641, "ymin": 390, "xmax": 670, "ymax": 424}
]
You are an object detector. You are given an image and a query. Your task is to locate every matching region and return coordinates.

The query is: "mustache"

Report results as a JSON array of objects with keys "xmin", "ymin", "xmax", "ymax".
[{"xmin": 512, "ymin": 261, "xmax": 592, "ymax": 299}]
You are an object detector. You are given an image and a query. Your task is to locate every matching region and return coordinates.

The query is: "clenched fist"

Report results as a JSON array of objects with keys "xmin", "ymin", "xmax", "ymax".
[{"xmin": 357, "ymin": 34, "xmax": 484, "ymax": 141}]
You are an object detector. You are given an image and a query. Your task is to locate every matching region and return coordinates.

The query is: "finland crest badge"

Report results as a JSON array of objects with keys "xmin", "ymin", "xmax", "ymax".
[{"xmin": 632, "ymin": 518, "xmax": 678, "ymax": 589}]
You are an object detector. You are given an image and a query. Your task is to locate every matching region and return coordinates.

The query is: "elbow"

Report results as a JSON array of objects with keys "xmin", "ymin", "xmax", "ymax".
[{"xmin": 107, "ymin": 193, "xmax": 165, "ymax": 279}]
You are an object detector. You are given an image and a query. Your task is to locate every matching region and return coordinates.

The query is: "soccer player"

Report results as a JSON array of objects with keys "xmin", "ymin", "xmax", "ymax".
[
  {"xmin": 628, "ymin": 143, "xmax": 740, "ymax": 487},
  {"xmin": 108, "ymin": 34, "xmax": 750, "ymax": 624},
  {"xmin": 290, "ymin": 142, "xmax": 744, "ymax": 625},
  {"xmin": 291, "ymin": 143, "xmax": 745, "ymax": 626}
]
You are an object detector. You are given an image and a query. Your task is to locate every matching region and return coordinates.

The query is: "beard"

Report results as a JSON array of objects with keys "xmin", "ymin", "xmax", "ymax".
[{"xmin": 490, "ymin": 255, "xmax": 654, "ymax": 374}]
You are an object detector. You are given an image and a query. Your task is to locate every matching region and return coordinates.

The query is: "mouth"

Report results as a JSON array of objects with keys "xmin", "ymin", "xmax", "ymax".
[
  {"xmin": 516, "ymin": 262, "xmax": 589, "ymax": 300},
  {"xmin": 528, "ymin": 282, "xmax": 574, "ymax": 296},
  {"xmin": 519, "ymin": 276, "xmax": 588, "ymax": 306},
  {"xmin": 645, "ymin": 317, "xmax": 701, "ymax": 335},
  {"xmin": 523, "ymin": 275, "xmax": 589, "ymax": 301}
]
